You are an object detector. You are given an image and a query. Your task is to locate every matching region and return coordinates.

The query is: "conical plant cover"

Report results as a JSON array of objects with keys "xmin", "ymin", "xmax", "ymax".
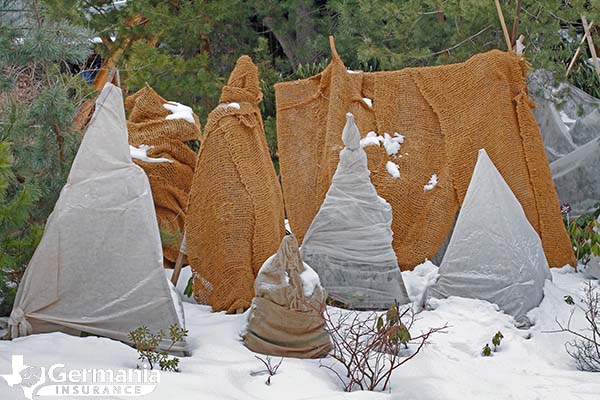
[
  {"xmin": 300, "ymin": 113, "xmax": 410, "ymax": 310},
  {"xmin": 243, "ymin": 234, "xmax": 331, "ymax": 358},
  {"xmin": 7, "ymin": 83, "xmax": 187, "ymax": 352},
  {"xmin": 276, "ymin": 50, "xmax": 574, "ymax": 270},
  {"xmin": 186, "ymin": 56, "xmax": 285, "ymax": 313},
  {"xmin": 429, "ymin": 149, "xmax": 552, "ymax": 325}
]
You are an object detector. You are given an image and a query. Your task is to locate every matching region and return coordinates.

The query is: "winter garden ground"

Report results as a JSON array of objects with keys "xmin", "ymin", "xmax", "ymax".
[{"xmin": 1, "ymin": 263, "xmax": 599, "ymax": 400}]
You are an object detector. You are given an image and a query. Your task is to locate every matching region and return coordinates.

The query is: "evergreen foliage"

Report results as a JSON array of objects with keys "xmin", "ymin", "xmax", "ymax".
[
  {"xmin": 0, "ymin": 0, "xmax": 92, "ymax": 315},
  {"xmin": 1, "ymin": 0, "xmax": 600, "ymax": 315}
]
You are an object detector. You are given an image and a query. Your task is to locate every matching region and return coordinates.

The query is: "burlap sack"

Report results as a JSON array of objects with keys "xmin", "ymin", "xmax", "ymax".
[
  {"xmin": 243, "ymin": 234, "xmax": 331, "ymax": 358},
  {"xmin": 126, "ymin": 86, "xmax": 202, "ymax": 263},
  {"xmin": 275, "ymin": 48, "xmax": 575, "ymax": 269},
  {"xmin": 186, "ymin": 56, "xmax": 285, "ymax": 313}
]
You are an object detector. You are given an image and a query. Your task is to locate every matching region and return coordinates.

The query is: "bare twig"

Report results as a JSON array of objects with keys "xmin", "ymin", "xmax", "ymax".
[
  {"xmin": 545, "ymin": 282, "xmax": 600, "ymax": 371},
  {"xmin": 321, "ymin": 304, "xmax": 446, "ymax": 392},
  {"xmin": 251, "ymin": 356, "xmax": 284, "ymax": 385},
  {"xmin": 427, "ymin": 25, "xmax": 492, "ymax": 57}
]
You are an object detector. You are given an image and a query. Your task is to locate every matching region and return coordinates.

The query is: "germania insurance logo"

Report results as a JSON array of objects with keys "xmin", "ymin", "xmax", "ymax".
[{"xmin": 1, "ymin": 355, "xmax": 159, "ymax": 399}]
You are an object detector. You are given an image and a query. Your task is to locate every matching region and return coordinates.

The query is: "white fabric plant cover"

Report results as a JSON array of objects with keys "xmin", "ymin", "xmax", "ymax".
[
  {"xmin": 300, "ymin": 113, "xmax": 410, "ymax": 310},
  {"xmin": 7, "ymin": 83, "xmax": 187, "ymax": 352},
  {"xmin": 429, "ymin": 149, "xmax": 552, "ymax": 325},
  {"xmin": 528, "ymin": 70, "xmax": 600, "ymax": 215}
]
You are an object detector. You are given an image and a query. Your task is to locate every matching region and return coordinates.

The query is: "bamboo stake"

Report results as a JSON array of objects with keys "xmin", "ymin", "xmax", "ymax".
[
  {"xmin": 170, "ymin": 252, "xmax": 187, "ymax": 286},
  {"xmin": 170, "ymin": 232, "xmax": 188, "ymax": 286},
  {"xmin": 566, "ymin": 21, "xmax": 594, "ymax": 78},
  {"xmin": 582, "ymin": 16, "xmax": 600, "ymax": 78},
  {"xmin": 494, "ymin": 0, "xmax": 512, "ymax": 51}
]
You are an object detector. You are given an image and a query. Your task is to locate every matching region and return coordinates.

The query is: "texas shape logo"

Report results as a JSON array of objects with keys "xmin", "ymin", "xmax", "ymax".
[{"xmin": 1, "ymin": 355, "xmax": 45, "ymax": 400}]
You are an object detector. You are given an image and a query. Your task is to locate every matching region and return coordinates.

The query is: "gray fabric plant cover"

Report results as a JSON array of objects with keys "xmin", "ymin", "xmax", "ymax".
[
  {"xmin": 528, "ymin": 70, "xmax": 600, "ymax": 215},
  {"xmin": 429, "ymin": 149, "xmax": 552, "ymax": 325},
  {"xmin": 7, "ymin": 83, "xmax": 187, "ymax": 352},
  {"xmin": 300, "ymin": 113, "xmax": 410, "ymax": 310}
]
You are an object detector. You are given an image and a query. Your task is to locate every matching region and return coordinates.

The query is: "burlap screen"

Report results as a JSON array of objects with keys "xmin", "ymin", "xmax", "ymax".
[
  {"xmin": 125, "ymin": 86, "xmax": 202, "ymax": 263},
  {"xmin": 186, "ymin": 56, "xmax": 285, "ymax": 313},
  {"xmin": 275, "ymin": 48, "xmax": 575, "ymax": 269}
]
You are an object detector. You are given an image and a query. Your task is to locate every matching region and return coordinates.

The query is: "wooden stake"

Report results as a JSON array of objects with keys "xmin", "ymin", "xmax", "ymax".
[
  {"xmin": 494, "ymin": 0, "xmax": 512, "ymax": 51},
  {"xmin": 329, "ymin": 35, "xmax": 340, "ymax": 60},
  {"xmin": 510, "ymin": 0, "xmax": 522, "ymax": 45},
  {"xmin": 582, "ymin": 16, "xmax": 600, "ymax": 78},
  {"xmin": 170, "ymin": 231, "xmax": 188, "ymax": 287},
  {"xmin": 566, "ymin": 21, "xmax": 594, "ymax": 78},
  {"xmin": 170, "ymin": 251, "xmax": 187, "ymax": 286}
]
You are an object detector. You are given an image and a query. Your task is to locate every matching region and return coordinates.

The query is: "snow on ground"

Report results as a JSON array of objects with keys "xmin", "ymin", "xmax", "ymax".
[{"xmin": 1, "ymin": 266, "xmax": 600, "ymax": 399}]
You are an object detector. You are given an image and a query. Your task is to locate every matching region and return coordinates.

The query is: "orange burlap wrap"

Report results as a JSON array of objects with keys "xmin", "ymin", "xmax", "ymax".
[
  {"xmin": 275, "ymin": 50, "xmax": 575, "ymax": 269},
  {"xmin": 126, "ymin": 87, "xmax": 202, "ymax": 263},
  {"xmin": 186, "ymin": 56, "xmax": 285, "ymax": 313}
]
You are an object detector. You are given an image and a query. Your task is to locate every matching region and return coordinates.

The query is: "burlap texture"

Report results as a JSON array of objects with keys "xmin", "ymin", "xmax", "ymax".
[
  {"xmin": 186, "ymin": 56, "xmax": 285, "ymax": 313},
  {"xmin": 126, "ymin": 86, "xmax": 201, "ymax": 263},
  {"xmin": 275, "ymin": 50, "xmax": 575, "ymax": 269},
  {"xmin": 243, "ymin": 235, "xmax": 331, "ymax": 358}
]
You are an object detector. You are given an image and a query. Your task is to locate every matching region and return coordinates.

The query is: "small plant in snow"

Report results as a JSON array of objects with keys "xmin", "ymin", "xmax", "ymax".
[
  {"xmin": 322, "ymin": 301, "xmax": 446, "ymax": 392},
  {"xmin": 564, "ymin": 295, "xmax": 575, "ymax": 305},
  {"xmin": 250, "ymin": 356, "xmax": 283, "ymax": 385},
  {"xmin": 128, "ymin": 324, "xmax": 188, "ymax": 372},
  {"xmin": 492, "ymin": 331, "xmax": 504, "ymax": 351},
  {"xmin": 562, "ymin": 202, "xmax": 600, "ymax": 267},
  {"xmin": 549, "ymin": 282, "xmax": 600, "ymax": 372},
  {"xmin": 482, "ymin": 344, "xmax": 492, "ymax": 357}
]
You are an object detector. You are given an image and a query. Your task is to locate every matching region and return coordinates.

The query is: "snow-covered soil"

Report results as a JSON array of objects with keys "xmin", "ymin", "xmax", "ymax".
[{"xmin": 1, "ymin": 265, "xmax": 599, "ymax": 399}]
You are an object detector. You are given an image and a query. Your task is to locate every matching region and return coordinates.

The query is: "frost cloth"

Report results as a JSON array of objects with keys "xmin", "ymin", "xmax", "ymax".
[
  {"xmin": 528, "ymin": 70, "xmax": 600, "ymax": 216},
  {"xmin": 429, "ymin": 149, "xmax": 552, "ymax": 325},
  {"xmin": 300, "ymin": 113, "xmax": 410, "ymax": 310},
  {"xmin": 7, "ymin": 83, "xmax": 187, "ymax": 352},
  {"xmin": 275, "ymin": 49, "xmax": 574, "ymax": 269}
]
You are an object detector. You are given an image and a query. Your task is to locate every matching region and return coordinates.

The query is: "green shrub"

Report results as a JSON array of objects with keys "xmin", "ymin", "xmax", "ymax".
[{"xmin": 128, "ymin": 324, "xmax": 188, "ymax": 372}]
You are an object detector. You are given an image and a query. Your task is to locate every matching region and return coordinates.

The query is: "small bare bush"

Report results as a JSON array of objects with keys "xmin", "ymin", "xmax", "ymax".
[
  {"xmin": 321, "ymin": 302, "xmax": 446, "ymax": 392},
  {"xmin": 250, "ymin": 356, "xmax": 283, "ymax": 385},
  {"xmin": 550, "ymin": 282, "xmax": 600, "ymax": 372}
]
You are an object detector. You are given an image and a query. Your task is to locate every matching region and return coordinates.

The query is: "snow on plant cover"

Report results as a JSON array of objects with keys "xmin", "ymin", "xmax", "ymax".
[{"xmin": 163, "ymin": 101, "xmax": 195, "ymax": 124}]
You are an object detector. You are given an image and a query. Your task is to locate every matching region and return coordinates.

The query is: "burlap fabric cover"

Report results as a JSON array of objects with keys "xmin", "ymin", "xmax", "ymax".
[
  {"xmin": 429, "ymin": 149, "xmax": 552, "ymax": 326},
  {"xmin": 300, "ymin": 113, "xmax": 410, "ymax": 309},
  {"xmin": 243, "ymin": 234, "xmax": 331, "ymax": 358},
  {"xmin": 126, "ymin": 86, "xmax": 202, "ymax": 263},
  {"xmin": 187, "ymin": 56, "xmax": 285, "ymax": 313},
  {"xmin": 275, "ymin": 49, "xmax": 574, "ymax": 269}
]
